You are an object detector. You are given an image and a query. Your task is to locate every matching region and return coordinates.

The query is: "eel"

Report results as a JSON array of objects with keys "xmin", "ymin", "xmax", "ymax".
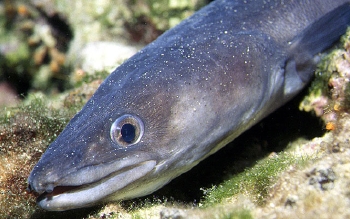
[{"xmin": 27, "ymin": 0, "xmax": 350, "ymax": 211}]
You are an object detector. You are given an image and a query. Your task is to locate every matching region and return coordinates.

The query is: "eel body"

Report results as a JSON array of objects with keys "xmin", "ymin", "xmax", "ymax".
[{"xmin": 28, "ymin": 0, "xmax": 350, "ymax": 211}]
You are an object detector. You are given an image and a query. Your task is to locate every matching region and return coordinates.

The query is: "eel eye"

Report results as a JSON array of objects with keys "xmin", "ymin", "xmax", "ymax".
[{"xmin": 110, "ymin": 114, "xmax": 144, "ymax": 147}]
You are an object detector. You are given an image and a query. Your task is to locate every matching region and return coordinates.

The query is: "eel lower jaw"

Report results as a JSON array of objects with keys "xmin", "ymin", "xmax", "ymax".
[{"xmin": 36, "ymin": 160, "xmax": 156, "ymax": 211}]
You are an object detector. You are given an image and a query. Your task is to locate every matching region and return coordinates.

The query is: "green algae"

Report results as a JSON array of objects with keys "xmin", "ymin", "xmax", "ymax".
[
  {"xmin": 0, "ymin": 91, "xmax": 87, "ymax": 219},
  {"xmin": 200, "ymin": 152, "xmax": 309, "ymax": 208},
  {"xmin": 220, "ymin": 209, "xmax": 253, "ymax": 219},
  {"xmin": 128, "ymin": 0, "xmax": 205, "ymax": 31},
  {"xmin": 70, "ymin": 69, "xmax": 110, "ymax": 87}
]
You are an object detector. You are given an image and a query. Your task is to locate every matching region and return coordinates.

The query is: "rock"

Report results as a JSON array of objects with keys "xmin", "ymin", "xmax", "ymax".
[
  {"xmin": 160, "ymin": 208, "xmax": 187, "ymax": 219},
  {"xmin": 77, "ymin": 41, "xmax": 138, "ymax": 74}
]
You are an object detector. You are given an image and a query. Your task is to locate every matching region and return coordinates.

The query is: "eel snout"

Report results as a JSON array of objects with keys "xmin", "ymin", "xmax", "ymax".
[{"xmin": 27, "ymin": 160, "xmax": 156, "ymax": 211}]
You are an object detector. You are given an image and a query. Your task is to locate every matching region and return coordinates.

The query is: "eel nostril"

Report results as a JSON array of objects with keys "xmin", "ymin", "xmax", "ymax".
[
  {"xmin": 45, "ymin": 184, "xmax": 54, "ymax": 193},
  {"xmin": 26, "ymin": 184, "xmax": 33, "ymax": 193}
]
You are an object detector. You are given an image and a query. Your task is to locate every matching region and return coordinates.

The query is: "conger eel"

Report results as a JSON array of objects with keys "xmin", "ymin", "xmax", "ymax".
[{"xmin": 28, "ymin": 0, "xmax": 350, "ymax": 211}]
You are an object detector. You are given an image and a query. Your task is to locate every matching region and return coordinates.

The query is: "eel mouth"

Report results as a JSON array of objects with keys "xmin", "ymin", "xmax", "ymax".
[
  {"xmin": 35, "ymin": 160, "xmax": 156, "ymax": 211},
  {"xmin": 36, "ymin": 186, "xmax": 79, "ymax": 201}
]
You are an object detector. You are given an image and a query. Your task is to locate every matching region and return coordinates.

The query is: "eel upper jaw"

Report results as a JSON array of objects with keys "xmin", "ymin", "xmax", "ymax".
[{"xmin": 33, "ymin": 160, "xmax": 156, "ymax": 211}]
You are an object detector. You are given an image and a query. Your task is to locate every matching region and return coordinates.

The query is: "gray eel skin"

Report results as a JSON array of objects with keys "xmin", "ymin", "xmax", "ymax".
[{"xmin": 28, "ymin": 0, "xmax": 350, "ymax": 211}]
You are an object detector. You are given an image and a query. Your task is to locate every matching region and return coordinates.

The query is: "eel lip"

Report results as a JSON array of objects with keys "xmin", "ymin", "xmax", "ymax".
[
  {"xmin": 36, "ymin": 160, "xmax": 156, "ymax": 211},
  {"xmin": 36, "ymin": 186, "xmax": 79, "ymax": 201}
]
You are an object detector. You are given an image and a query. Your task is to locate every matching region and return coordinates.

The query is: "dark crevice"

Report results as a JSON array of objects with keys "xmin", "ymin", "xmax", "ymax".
[{"xmin": 35, "ymin": 6, "xmax": 74, "ymax": 52}]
